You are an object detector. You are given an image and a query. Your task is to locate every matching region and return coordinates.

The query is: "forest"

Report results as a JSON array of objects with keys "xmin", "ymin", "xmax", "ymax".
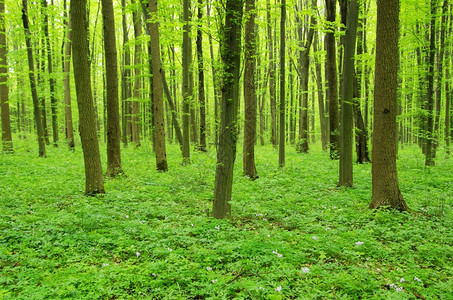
[{"xmin": 1, "ymin": 0, "xmax": 452, "ymax": 298}]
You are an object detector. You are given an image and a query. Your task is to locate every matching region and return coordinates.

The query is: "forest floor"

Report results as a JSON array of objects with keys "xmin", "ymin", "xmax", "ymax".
[{"xmin": 1, "ymin": 139, "xmax": 452, "ymax": 299}]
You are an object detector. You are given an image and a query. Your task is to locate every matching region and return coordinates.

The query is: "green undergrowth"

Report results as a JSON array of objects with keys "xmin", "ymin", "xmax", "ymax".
[{"xmin": 1, "ymin": 139, "xmax": 452, "ymax": 299}]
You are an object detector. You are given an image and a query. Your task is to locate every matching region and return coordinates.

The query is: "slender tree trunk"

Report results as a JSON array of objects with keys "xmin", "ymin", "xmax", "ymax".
[
  {"xmin": 339, "ymin": 0, "xmax": 358, "ymax": 187},
  {"xmin": 102, "ymin": 0, "xmax": 123, "ymax": 177},
  {"xmin": 243, "ymin": 0, "xmax": 257, "ymax": 178},
  {"xmin": 22, "ymin": 0, "xmax": 46, "ymax": 157},
  {"xmin": 131, "ymin": 5, "xmax": 142, "ymax": 147},
  {"xmin": 148, "ymin": 0, "xmax": 168, "ymax": 171},
  {"xmin": 121, "ymin": 0, "xmax": 131, "ymax": 146},
  {"xmin": 313, "ymin": 33, "xmax": 327, "ymax": 151},
  {"xmin": 197, "ymin": 0, "xmax": 207, "ymax": 152},
  {"xmin": 325, "ymin": 0, "xmax": 339, "ymax": 159},
  {"xmin": 425, "ymin": 0, "xmax": 437, "ymax": 166},
  {"xmin": 370, "ymin": 0, "xmax": 408, "ymax": 211},
  {"xmin": 182, "ymin": 0, "xmax": 191, "ymax": 163},
  {"xmin": 163, "ymin": 71, "xmax": 183, "ymax": 150},
  {"xmin": 279, "ymin": 0, "xmax": 286, "ymax": 166},
  {"xmin": 266, "ymin": 0, "xmax": 277, "ymax": 147},
  {"xmin": 213, "ymin": 0, "xmax": 243, "ymax": 219},
  {"xmin": 70, "ymin": 0, "xmax": 105, "ymax": 194},
  {"xmin": 63, "ymin": 12, "xmax": 75, "ymax": 149},
  {"xmin": 0, "ymin": 0, "xmax": 12, "ymax": 153}
]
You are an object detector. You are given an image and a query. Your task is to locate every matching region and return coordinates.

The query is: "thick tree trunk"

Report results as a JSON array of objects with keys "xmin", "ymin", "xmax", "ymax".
[
  {"xmin": 22, "ymin": 0, "xmax": 46, "ymax": 157},
  {"xmin": 70, "ymin": 0, "xmax": 105, "ymax": 195},
  {"xmin": 0, "ymin": 0, "xmax": 12, "ymax": 153},
  {"xmin": 102, "ymin": 0, "xmax": 123, "ymax": 177},
  {"xmin": 370, "ymin": 0, "xmax": 408, "ymax": 211},
  {"xmin": 197, "ymin": 0, "xmax": 207, "ymax": 152},
  {"xmin": 182, "ymin": 0, "xmax": 191, "ymax": 163},
  {"xmin": 213, "ymin": 0, "xmax": 243, "ymax": 219},
  {"xmin": 325, "ymin": 0, "xmax": 339, "ymax": 159},
  {"xmin": 243, "ymin": 0, "xmax": 257, "ymax": 178},
  {"xmin": 279, "ymin": 0, "xmax": 286, "ymax": 166},
  {"xmin": 149, "ymin": 0, "xmax": 168, "ymax": 171}
]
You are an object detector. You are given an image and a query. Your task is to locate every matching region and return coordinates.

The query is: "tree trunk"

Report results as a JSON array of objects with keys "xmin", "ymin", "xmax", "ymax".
[
  {"xmin": 121, "ymin": 0, "xmax": 131, "ymax": 146},
  {"xmin": 70, "ymin": 0, "xmax": 105, "ymax": 195},
  {"xmin": 325, "ymin": 0, "xmax": 339, "ymax": 159},
  {"xmin": 102, "ymin": 0, "xmax": 123, "ymax": 177},
  {"xmin": 0, "ymin": 0, "xmax": 12, "ymax": 153},
  {"xmin": 243, "ymin": 0, "xmax": 257, "ymax": 178},
  {"xmin": 131, "ymin": 4, "xmax": 142, "ymax": 147},
  {"xmin": 425, "ymin": 0, "xmax": 436, "ymax": 166},
  {"xmin": 213, "ymin": 0, "xmax": 243, "ymax": 219},
  {"xmin": 22, "ymin": 0, "xmax": 46, "ymax": 157},
  {"xmin": 148, "ymin": 0, "xmax": 168, "ymax": 171},
  {"xmin": 266, "ymin": 0, "xmax": 277, "ymax": 147},
  {"xmin": 63, "ymin": 11, "xmax": 75, "ymax": 149},
  {"xmin": 182, "ymin": 0, "xmax": 191, "ymax": 163},
  {"xmin": 313, "ymin": 33, "xmax": 327, "ymax": 151},
  {"xmin": 279, "ymin": 0, "xmax": 286, "ymax": 166},
  {"xmin": 207, "ymin": 3, "xmax": 220, "ymax": 147},
  {"xmin": 197, "ymin": 0, "xmax": 207, "ymax": 152},
  {"xmin": 370, "ymin": 0, "xmax": 408, "ymax": 211}
]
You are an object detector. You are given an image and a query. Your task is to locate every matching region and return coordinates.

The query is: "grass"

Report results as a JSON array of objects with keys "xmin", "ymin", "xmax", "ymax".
[{"xmin": 1, "ymin": 138, "xmax": 452, "ymax": 299}]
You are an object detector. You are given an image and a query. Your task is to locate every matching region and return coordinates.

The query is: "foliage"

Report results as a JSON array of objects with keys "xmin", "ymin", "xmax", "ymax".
[{"xmin": 1, "ymin": 141, "xmax": 452, "ymax": 299}]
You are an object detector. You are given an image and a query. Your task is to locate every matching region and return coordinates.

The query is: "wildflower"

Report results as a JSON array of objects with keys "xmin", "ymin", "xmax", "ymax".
[
  {"xmin": 267, "ymin": 234, "xmax": 271, "ymax": 238},
  {"xmin": 414, "ymin": 276, "xmax": 422, "ymax": 282},
  {"xmin": 168, "ymin": 248, "xmax": 173, "ymax": 252},
  {"xmin": 125, "ymin": 215, "xmax": 129, "ymax": 218},
  {"xmin": 256, "ymin": 213, "xmax": 263, "ymax": 217},
  {"xmin": 136, "ymin": 251, "xmax": 140, "ymax": 257},
  {"xmin": 356, "ymin": 241, "xmax": 364, "ymax": 246},
  {"xmin": 206, "ymin": 267, "xmax": 212, "ymax": 271},
  {"xmin": 301, "ymin": 267, "xmax": 310, "ymax": 273},
  {"xmin": 215, "ymin": 225, "xmax": 220, "ymax": 230},
  {"xmin": 211, "ymin": 279, "xmax": 218, "ymax": 283},
  {"xmin": 277, "ymin": 253, "xmax": 283, "ymax": 258},
  {"xmin": 263, "ymin": 218, "xmax": 267, "ymax": 221},
  {"xmin": 395, "ymin": 287, "xmax": 403, "ymax": 292},
  {"xmin": 325, "ymin": 227, "xmax": 331, "ymax": 231},
  {"xmin": 400, "ymin": 278, "xmax": 405, "ymax": 283},
  {"xmin": 102, "ymin": 263, "xmax": 109, "ymax": 267},
  {"xmin": 272, "ymin": 250, "xmax": 278, "ymax": 254},
  {"xmin": 152, "ymin": 273, "xmax": 157, "ymax": 277},
  {"xmin": 312, "ymin": 236, "xmax": 318, "ymax": 240},
  {"xmin": 276, "ymin": 286, "xmax": 282, "ymax": 292},
  {"xmin": 422, "ymin": 208, "xmax": 427, "ymax": 213},
  {"xmin": 259, "ymin": 286, "xmax": 264, "ymax": 290},
  {"xmin": 191, "ymin": 224, "xmax": 194, "ymax": 227}
]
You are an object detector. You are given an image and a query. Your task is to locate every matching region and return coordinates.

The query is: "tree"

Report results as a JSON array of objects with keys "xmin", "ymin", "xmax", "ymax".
[
  {"xmin": 243, "ymin": 0, "xmax": 257, "ymax": 178},
  {"xmin": 213, "ymin": 0, "xmax": 243, "ymax": 219},
  {"xmin": 325, "ymin": 0, "xmax": 339, "ymax": 159},
  {"xmin": 266, "ymin": 0, "xmax": 277, "ymax": 147},
  {"xmin": 102, "ymin": 0, "xmax": 123, "ymax": 177},
  {"xmin": 70, "ymin": 0, "xmax": 105, "ymax": 195},
  {"xmin": 197, "ymin": 0, "xmax": 207, "ymax": 152},
  {"xmin": 131, "ymin": 2, "xmax": 142, "ymax": 147},
  {"xmin": 182, "ymin": 0, "xmax": 191, "ymax": 164},
  {"xmin": 339, "ymin": 0, "xmax": 359, "ymax": 187},
  {"xmin": 369, "ymin": 0, "xmax": 408, "ymax": 211},
  {"xmin": 149, "ymin": 0, "xmax": 168, "ymax": 171},
  {"xmin": 278, "ymin": 0, "xmax": 286, "ymax": 166},
  {"xmin": 22, "ymin": 0, "xmax": 46, "ymax": 157},
  {"xmin": 0, "ymin": 0, "xmax": 12, "ymax": 153}
]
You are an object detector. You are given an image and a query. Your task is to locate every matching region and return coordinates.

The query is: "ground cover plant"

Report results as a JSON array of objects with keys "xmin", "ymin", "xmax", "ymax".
[{"xmin": 1, "ymin": 140, "xmax": 452, "ymax": 299}]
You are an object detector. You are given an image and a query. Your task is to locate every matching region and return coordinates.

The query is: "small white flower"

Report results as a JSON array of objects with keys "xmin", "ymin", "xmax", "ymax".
[
  {"xmin": 206, "ymin": 267, "xmax": 212, "ymax": 271},
  {"xmin": 102, "ymin": 263, "xmax": 109, "ymax": 267},
  {"xmin": 395, "ymin": 287, "xmax": 403, "ymax": 292},
  {"xmin": 152, "ymin": 273, "xmax": 157, "ymax": 277},
  {"xmin": 136, "ymin": 251, "xmax": 140, "ymax": 257},
  {"xmin": 400, "ymin": 278, "xmax": 405, "ymax": 283},
  {"xmin": 191, "ymin": 224, "xmax": 194, "ymax": 227},
  {"xmin": 389, "ymin": 284, "xmax": 395, "ymax": 288},
  {"xmin": 356, "ymin": 241, "xmax": 364, "ymax": 246},
  {"xmin": 325, "ymin": 227, "xmax": 331, "ymax": 231},
  {"xmin": 322, "ymin": 205, "xmax": 327, "ymax": 209},
  {"xmin": 168, "ymin": 248, "xmax": 173, "ymax": 252},
  {"xmin": 125, "ymin": 215, "xmax": 129, "ymax": 218},
  {"xmin": 267, "ymin": 234, "xmax": 271, "ymax": 238},
  {"xmin": 263, "ymin": 218, "xmax": 267, "ymax": 221},
  {"xmin": 312, "ymin": 236, "xmax": 318, "ymax": 240},
  {"xmin": 301, "ymin": 267, "xmax": 310, "ymax": 273},
  {"xmin": 277, "ymin": 253, "xmax": 283, "ymax": 258},
  {"xmin": 422, "ymin": 208, "xmax": 427, "ymax": 213},
  {"xmin": 276, "ymin": 286, "xmax": 282, "ymax": 292},
  {"xmin": 211, "ymin": 279, "xmax": 218, "ymax": 283},
  {"xmin": 272, "ymin": 250, "xmax": 278, "ymax": 254},
  {"xmin": 215, "ymin": 225, "xmax": 220, "ymax": 230},
  {"xmin": 256, "ymin": 213, "xmax": 263, "ymax": 217},
  {"xmin": 414, "ymin": 276, "xmax": 422, "ymax": 282},
  {"xmin": 258, "ymin": 286, "xmax": 265, "ymax": 290}
]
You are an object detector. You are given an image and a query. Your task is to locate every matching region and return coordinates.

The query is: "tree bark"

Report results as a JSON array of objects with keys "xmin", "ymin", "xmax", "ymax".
[
  {"xmin": 121, "ymin": 0, "xmax": 131, "ymax": 146},
  {"xmin": 325, "ymin": 0, "xmax": 339, "ymax": 159},
  {"xmin": 279, "ymin": 0, "xmax": 286, "ymax": 166},
  {"xmin": 266, "ymin": 0, "xmax": 277, "ymax": 147},
  {"xmin": 182, "ymin": 0, "xmax": 191, "ymax": 163},
  {"xmin": 370, "ymin": 0, "xmax": 408, "ymax": 211},
  {"xmin": 0, "ymin": 0, "xmax": 12, "ymax": 153},
  {"xmin": 102, "ymin": 0, "xmax": 123, "ymax": 177},
  {"xmin": 22, "ymin": 0, "xmax": 46, "ymax": 157},
  {"xmin": 213, "ymin": 0, "xmax": 243, "ymax": 219},
  {"xmin": 148, "ymin": 0, "xmax": 168, "ymax": 171},
  {"xmin": 197, "ymin": 0, "xmax": 207, "ymax": 152},
  {"xmin": 243, "ymin": 0, "xmax": 257, "ymax": 178},
  {"xmin": 70, "ymin": 0, "xmax": 105, "ymax": 195},
  {"xmin": 313, "ymin": 32, "xmax": 327, "ymax": 151},
  {"xmin": 131, "ymin": 4, "xmax": 142, "ymax": 147},
  {"xmin": 63, "ymin": 11, "xmax": 75, "ymax": 150}
]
